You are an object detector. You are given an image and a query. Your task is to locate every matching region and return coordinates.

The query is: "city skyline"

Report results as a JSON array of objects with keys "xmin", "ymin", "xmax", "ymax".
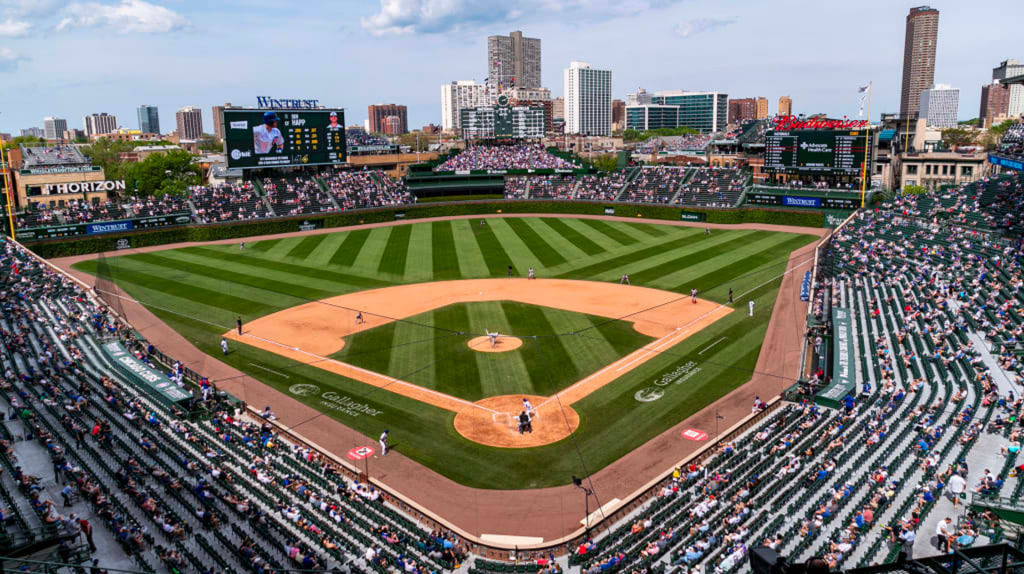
[{"xmin": 0, "ymin": 0, "xmax": 1022, "ymax": 135}]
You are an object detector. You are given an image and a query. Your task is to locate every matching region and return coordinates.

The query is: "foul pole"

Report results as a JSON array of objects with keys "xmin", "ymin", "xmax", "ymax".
[
  {"xmin": 0, "ymin": 144, "xmax": 14, "ymax": 239},
  {"xmin": 860, "ymin": 83, "xmax": 872, "ymax": 208}
]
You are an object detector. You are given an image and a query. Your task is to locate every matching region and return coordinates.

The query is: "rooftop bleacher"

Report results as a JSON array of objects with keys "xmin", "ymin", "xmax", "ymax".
[{"xmin": 20, "ymin": 145, "xmax": 90, "ymax": 168}]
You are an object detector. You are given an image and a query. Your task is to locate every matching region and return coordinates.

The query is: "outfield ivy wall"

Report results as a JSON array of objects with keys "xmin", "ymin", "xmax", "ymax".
[{"xmin": 26, "ymin": 201, "xmax": 826, "ymax": 258}]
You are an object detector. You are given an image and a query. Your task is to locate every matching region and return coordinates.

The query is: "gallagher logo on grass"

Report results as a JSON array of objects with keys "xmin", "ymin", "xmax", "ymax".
[
  {"xmin": 635, "ymin": 362, "xmax": 703, "ymax": 403},
  {"xmin": 289, "ymin": 384, "xmax": 321, "ymax": 397}
]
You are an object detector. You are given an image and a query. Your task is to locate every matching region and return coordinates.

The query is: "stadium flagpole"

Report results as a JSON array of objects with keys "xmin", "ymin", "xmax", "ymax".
[
  {"xmin": 0, "ymin": 143, "xmax": 14, "ymax": 239},
  {"xmin": 860, "ymin": 83, "xmax": 872, "ymax": 208}
]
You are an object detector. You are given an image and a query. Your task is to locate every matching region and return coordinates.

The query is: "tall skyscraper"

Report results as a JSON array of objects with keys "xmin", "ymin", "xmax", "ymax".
[
  {"xmin": 899, "ymin": 6, "xmax": 939, "ymax": 120},
  {"xmin": 83, "ymin": 113, "xmax": 118, "ymax": 137},
  {"xmin": 175, "ymin": 106, "xmax": 203, "ymax": 140},
  {"xmin": 918, "ymin": 84, "xmax": 959, "ymax": 128},
  {"xmin": 564, "ymin": 61, "xmax": 612, "ymax": 136},
  {"xmin": 992, "ymin": 60, "xmax": 1024, "ymax": 117},
  {"xmin": 368, "ymin": 104, "xmax": 408, "ymax": 135},
  {"xmin": 138, "ymin": 105, "xmax": 160, "ymax": 135},
  {"xmin": 440, "ymin": 81, "xmax": 491, "ymax": 130},
  {"xmin": 488, "ymin": 31, "xmax": 541, "ymax": 90},
  {"xmin": 755, "ymin": 97, "xmax": 769, "ymax": 120},
  {"xmin": 979, "ymin": 82, "xmax": 1011, "ymax": 128},
  {"xmin": 211, "ymin": 105, "xmax": 228, "ymax": 141},
  {"xmin": 728, "ymin": 98, "xmax": 758, "ymax": 123},
  {"xmin": 43, "ymin": 117, "xmax": 67, "ymax": 140},
  {"xmin": 778, "ymin": 96, "xmax": 793, "ymax": 116}
]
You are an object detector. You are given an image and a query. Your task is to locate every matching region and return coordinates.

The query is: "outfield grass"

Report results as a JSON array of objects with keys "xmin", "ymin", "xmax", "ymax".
[
  {"xmin": 336, "ymin": 301, "xmax": 654, "ymax": 401},
  {"xmin": 73, "ymin": 217, "xmax": 817, "ymax": 489}
]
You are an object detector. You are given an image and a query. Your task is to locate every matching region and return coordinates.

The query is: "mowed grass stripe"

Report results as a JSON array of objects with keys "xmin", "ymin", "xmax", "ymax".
[
  {"xmin": 501, "ymin": 301, "xmax": 575, "ymax": 395},
  {"xmin": 556, "ymin": 228, "xmax": 702, "ymax": 280},
  {"xmin": 378, "ymin": 225, "xmax": 412, "ymax": 275},
  {"xmin": 329, "ymin": 229, "xmax": 371, "ymax": 267},
  {"xmin": 130, "ymin": 252, "xmax": 335, "ymax": 302},
  {"xmin": 467, "ymin": 302, "xmax": 531, "ymax": 398},
  {"xmin": 431, "ymin": 221, "xmax": 462, "ymax": 280},
  {"xmin": 183, "ymin": 247, "xmax": 390, "ymax": 289},
  {"xmin": 87, "ymin": 264, "xmax": 273, "ymax": 316},
  {"xmin": 286, "ymin": 234, "xmax": 328, "ymax": 260},
  {"xmin": 538, "ymin": 218, "xmax": 605, "ymax": 256},
  {"xmin": 433, "ymin": 305, "xmax": 482, "ymax": 399},
  {"xmin": 503, "ymin": 218, "xmax": 567, "ymax": 267},
  {"xmin": 626, "ymin": 222, "xmax": 669, "ymax": 237},
  {"xmin": 579, "ymin": 219, "xmax": 638, "ymax": 245},
  {"xmin": 470, "ymin": 220, "xmax": 516, "ymax": 276},
  {"xmin": 672, "ymin": 235, "xmax": 813, "ymax": 293},
  {"xmin": 336, "ymin": 322, "xmax": 397, "ymax": 375},
  {"xmin": 249, "ymin": 239, "xmax": 281, "ymax": 252},
  {"xmin": 627, "ymin": 231, "xmax": 766, "ymax": 285}
]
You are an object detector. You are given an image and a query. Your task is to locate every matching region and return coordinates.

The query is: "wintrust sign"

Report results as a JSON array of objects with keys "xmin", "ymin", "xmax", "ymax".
[
  {"xmin": 43, "ymin": 180, "xmax": 126, "ymax": 194},
  {"xmin": 256, "ymin": 96, "xmax": 320, "ymax": 109},
  {"xmin": 772, "ymin": 116, "xmax": 868, "ymax": 131}
]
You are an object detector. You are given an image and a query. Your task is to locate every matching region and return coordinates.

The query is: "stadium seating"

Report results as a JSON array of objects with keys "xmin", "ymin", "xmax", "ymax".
[
  {"xmin": 262, "ymin": 175, "xmax": 338, "ymax": 216},
  {"xmin": 619, "ymin": 167, "xmax": 690, "ymax": 204},
  {"xmin": 675, "ymin": 167, "xmax": 747, "ymax": 208},
  {"xmin": 434, "ymin": 145, "xmax": 577, "ymax": 172},
  {"xmin": 528, "ymin": 176, "xmax": 577, "ymax": 200},
  {"xmin": 574, "ymin": 170, "xmax": 634, "ymax": 201},
  {"xmin": 125, "ymin": 195, "xmax": 191, "ymax": 218},
  {"xmin": 61, "ymin": 199, "xmax": 126, "ymax": 225},
  {"xmin": 504, "ymin": 177, "xmax": 530, "ymax": 199},
  {"xmin": 321, "ymin": 170, "xmax": 414, "ymax": 210},
  {"xmin": 0, "ymin": 237, "xmax": 469, "ymax": 573},
  {"xmin": 190, "ymin": 183, "xmax": 273, "ymax": 223}
]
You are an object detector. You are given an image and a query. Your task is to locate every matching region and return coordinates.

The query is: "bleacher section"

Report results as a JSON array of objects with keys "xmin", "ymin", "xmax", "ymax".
[
  {"xmin": 61, "ymin": 199, "xmax": 126, "ymax": 224},
  {"xmin": 575, "ymin": 170, "xmax": 634, "ymax": 201},
  {"xmin": 676, "ymin": 167, "xmax": 747, "ymax": 207},
  {"xmin": 321, "ymin": 170, "xmax": 414, "ymax": 210},
  {"xmin": 263, "ymin": 175, "xmax": 338, "ymax": 216},
  {"xmin": 528, "ymin": 176, "xmax": 577, "ymax": 200},
  {"xmin": 619, "ymin": 167, "xmax": 690, "ymax": 204},
  {"xmin": 504, "ymin": 177, "xmax": 530, "ymax": 199},
  {"xmin": 20, "ymin": 145, "xmax": 89, "ymax": 168},
  {"xmin": 125, "ymin": 195, "xmax": 191, "ymax": 218},
  {"xmin": 434, "ymin": 145, "xmax": 577, "ymax": 172},
  {"xmin": 190, "ymin": 183, "xmax": 272, "ymax": 223}
]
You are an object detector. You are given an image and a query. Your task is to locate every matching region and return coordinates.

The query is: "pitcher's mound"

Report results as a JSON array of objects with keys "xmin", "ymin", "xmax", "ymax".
[
  {"xmin": 453, "ymin": 395, "xmax": 579, "ymax": 448},
  {"xmin": 467, "ymin": 335, "xmax": 523, "ymax": 353}
]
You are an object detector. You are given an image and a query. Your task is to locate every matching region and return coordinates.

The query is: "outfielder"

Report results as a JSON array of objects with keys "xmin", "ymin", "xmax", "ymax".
[{"xmin": 749, "ymin": 300, "xmax": 755, "ymax": 317}]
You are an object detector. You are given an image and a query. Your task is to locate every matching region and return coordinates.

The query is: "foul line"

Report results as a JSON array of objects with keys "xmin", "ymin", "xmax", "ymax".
[
  {"xmin": 699, "ymin": 337, "xmax": 728, "ymax": 355},
  {"xmin": 248, "ymin": 363, "xmax": 291, "ymax": 379},
  {"xmin": 238, "ymin": 332, "xmax": 499, "ymax": 415}
]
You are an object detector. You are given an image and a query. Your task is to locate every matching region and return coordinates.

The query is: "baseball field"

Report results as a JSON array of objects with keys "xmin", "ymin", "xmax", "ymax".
[{"xmin": 71, "ymin": 216, "xmax": 817, "ymax": 489}]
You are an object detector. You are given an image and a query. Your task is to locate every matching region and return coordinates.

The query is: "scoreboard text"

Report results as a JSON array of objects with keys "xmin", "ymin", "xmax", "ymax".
[
  {"xmin": 764, "ymin": 129, "xmax": 870, "ymax": 175},
  {"xmin": 223, "ymin": 109, "xmax": 346, "ymax": 169}
]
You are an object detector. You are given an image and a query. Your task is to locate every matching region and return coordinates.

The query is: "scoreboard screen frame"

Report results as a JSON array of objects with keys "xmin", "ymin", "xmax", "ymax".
[
  {"xmin": 764, "ymin": 129, "xmax": 871, "ymax": 175},
  {"xmin": 223, "ymin": 108, "xmax": 347, "ymax": 170}
]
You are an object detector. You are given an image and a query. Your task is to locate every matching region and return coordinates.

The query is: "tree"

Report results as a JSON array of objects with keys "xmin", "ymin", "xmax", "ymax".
[
  {"xmin": 590, "ymin": 154, "xmax": 619, "ymax": 172},
  {"xmin": 82, "ymin": 138, "xmax": 133, "ymax": 179},
  {"xmin": 124, "ymin": 150, "xmax": 200, "ymax": 197},
  {"xmin": 958, "ymin": 118, "xmax": 979, "ymax": 126},
  {"xmin": 903, "ymin": 185, "xmax": 928, "ymax": 196},
  {"xmin": 990, "ymin": 120, "xmax": 1016, "ymax": 138},
  {"xmin": 0, "ymin": 135, "xmax": 45, "ymax": 150},
  {"xmin": 940, "ymin": 127, "xmax": 975, "ymax": 148},
  {"xmin": 622, "ymin": 126, "xmax": 699, "ymax": 143}
]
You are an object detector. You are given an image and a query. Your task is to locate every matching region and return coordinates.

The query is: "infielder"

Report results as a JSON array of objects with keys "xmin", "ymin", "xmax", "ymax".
[
  {"xmin": 528, "ymin": 267, "xmax": 536, "ymax": 279},
  {"xmin": 691, "ymin": 288, "xmax": 698, "ymax": 304},
  {"xmin": 379, "ymin": 430, "xmax": 389, "ymax": 456},
  {"xmin": 749, "ymin": 300, "xmax": 755, "ymax": 317},
  {"xmin": 620, "ymin": 274, "xmax": 630, "ymax": 285},
  {"xmin": 355, "ymin": 311, "xmax": 364, "ymax": 325}
]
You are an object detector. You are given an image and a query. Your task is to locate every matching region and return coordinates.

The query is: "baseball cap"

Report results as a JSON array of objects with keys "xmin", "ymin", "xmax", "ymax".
[
  {"xmin": 263, "ymin": 111, "xmax": 279, "ymax": 123},
  {"xmin": 330, "ymin": 112, "xmax": 337, "ymax": 117}
]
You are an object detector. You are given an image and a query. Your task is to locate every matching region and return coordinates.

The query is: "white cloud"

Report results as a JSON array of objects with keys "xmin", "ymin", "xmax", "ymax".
[
  {"xmin": 0, "ymin": 17, "xmax": 31, "ymax": 37},
  {"xmin": 0, "ymin": 0, "xmax": 65, "ymax": 18},
  {"xmin": 56, "ymin": 0, "xmax": 189, "ymax": 33},
  {"xmin": 672, "ymin": 17, "xmax": 736, "ymax": 39},
  {"xmin": 0, "ymin": 46, "xmax": 26, "ymax": 71},
  {"xmin": 362, "ymin": 0, "xmax": 684, "ymax": 36}
]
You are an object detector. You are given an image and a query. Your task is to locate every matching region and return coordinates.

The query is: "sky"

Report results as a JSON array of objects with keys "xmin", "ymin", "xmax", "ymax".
[{"xmin": 0, "ymin": 0, "xmax": 1021, "ymax": 135}]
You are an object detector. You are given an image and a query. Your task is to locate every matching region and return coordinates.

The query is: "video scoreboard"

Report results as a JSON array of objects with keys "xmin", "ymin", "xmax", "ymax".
[
  {"xmin": 223, "ymin": 109, "xmax": 346, "ymax": 169},
  {"xmin": 461, "ymin": 95, "xmax": 545, "ymax": 140},
  {"xmin": 764, "ymin": 130, "xmax": 870, "ymax": 174}
]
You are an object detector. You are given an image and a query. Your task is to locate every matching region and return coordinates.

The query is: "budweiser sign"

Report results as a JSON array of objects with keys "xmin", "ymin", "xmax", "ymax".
[{"xmin": 772, "ymin": 115, "xmax": 868, "ymax": 131}]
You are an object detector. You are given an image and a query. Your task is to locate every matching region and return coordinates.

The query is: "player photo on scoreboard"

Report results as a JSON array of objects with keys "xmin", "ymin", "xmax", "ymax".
[
  {"xmin": 253, "ymin": 111, "xmax": 285, "ymax": 154},
  {"xmin": 326, "ymin": 111, "xmax": 342, "ymax": 131}
]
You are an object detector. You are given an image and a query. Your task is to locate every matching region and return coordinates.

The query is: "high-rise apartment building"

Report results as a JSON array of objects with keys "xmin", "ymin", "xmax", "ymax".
[
  {"xmin": 728, "ymin": 98, "xmax": 758, "ymax": 123},
  {"xmin": 992, "ymin": 59, "xmax": 1024, "ymax": 117},
  {"xmin": 979, "ymin": 82, "xmax": 1011, "ymax": 128},
  {"xmin": 175, "ymin": 106, "xmax": 203, "ymax": 141},
  {"xmin": 83, "ymin": 113, "xmax": 118, "ymax": 137},
  {"xmin": 612, "ymin": 100, "xmax": 626, "ymax": 132},
  {"xmin": 899, "ymin": 6, "xmax": 939, "ymax": 120},
  {"xmin": 43, "ymin": 117, "xmax": 67, "ymax": 140},
  {"xmin": 755, "ymin": 97, "xmax": 769, "ymax": 120},
  {"xmin": 211, "ymin": 105, "xmax": 227, "ymax": 141},
  {"xmin": 779, "ymin": 96, "xmax": 793, "ymax": 116},
  {"xmin": 551, "ymin": 97, "xmax": 565, "ymax": 120},
  {"xmin": 368, "ymin": 104, "xmax": 408, "ymax": 135},
  {"xmin": 487, "ymin": 31, "xmax": 541, "ymax": 90},
  {"xmin": 918, "ymin": 84, "xmax": 959, "ymax": 128},
  {"xmin": 564, "ymin": 61, "xmax": 612, "ymax": 136},
  {"xmin": 137, "ymin": 105, "xmax": 160, "ymax": 135},
  {"xmin": 20, "ymin": 127, "xmax": 44, "ymax": 138},
  {"xmin": 626, "ymin": 90, "xmax": 727, "ymax": 134},
  {"xmin": 440, "ymin": 81, "xmax": 492, "ymax": 130}
]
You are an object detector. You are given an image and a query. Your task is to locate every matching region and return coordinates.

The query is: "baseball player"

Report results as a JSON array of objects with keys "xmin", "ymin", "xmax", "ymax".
[
  {"xmin": 749, "ymin": 300, "xmax": 755, "ymax": 317},
  {"xmin": 220, "ymin": 337, "xmax": 229, "ymax": 355},
  {"xmin": 522, "ymin": 397, "xmax": 533, "ymax": 415},
  {"xmin": 528, "ymin": 267, "xmax": 536, "ymax": 279},
  {"xmin": 379, "ymin": 430, "xmax": 389, "ymax": 456},
  {"xmin": 486, "ymin": 330, "xmax": 499, "ymax": 348},
  {"xmin": 239, "ymin": 241, "xmax": 245, "ymax": 251},
  {"xmin": 691, "ymin": 288, "xmax": 698, "ymax": 304},
  {"xmin": 236, "ymin": 316, "xmax": 243, "ymax": 335},
  {"xmin": 728, "ymin": 288, "xmax": 733, "ymax": 304},
  {"xmin": 620, "ymin": 274, "xmax": 630, "ymax": 285},
  {"xmin": 355, "ymin": 311, "xmax": 364, "ymax": 325}
]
